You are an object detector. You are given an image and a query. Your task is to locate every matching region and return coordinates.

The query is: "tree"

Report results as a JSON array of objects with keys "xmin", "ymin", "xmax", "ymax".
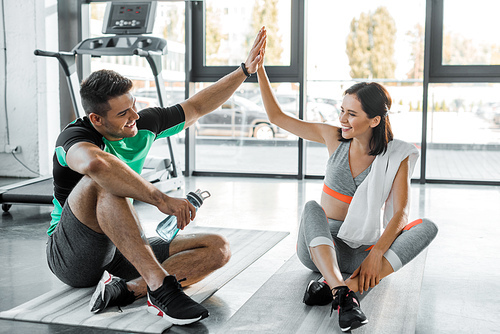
[
  {"xmin": 492, "ymin": 45, "xmax": 500, "ymax": 64},
  {"xmin": 346, "ymin": 12, "xmax": 372, "ymax": 78},
  {"xmin": 443, "ymin": 32, "xmax": 494, "ymax": 65},
  {"xmin": 346, "ymin": 6, "xmax": 397, "ymax": 79},
  {"xmin": 249, "ymin": 0, "xmax": 283, "ymax": 65},
  {"xmin": 406, "ymin": 23, "xmax": 425, "ymax": 79},
  {"xmin": 205, "ymin": 3, "xmax": 227, "ymax": 65},
  {"xmin": 162, "ymin": 6, "xmax": 184, "ymax": 43}
]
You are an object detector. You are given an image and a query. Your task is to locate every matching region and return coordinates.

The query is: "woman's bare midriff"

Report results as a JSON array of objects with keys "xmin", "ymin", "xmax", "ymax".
[{"xmin": 320, "ymin": 191, "xmax": 350, "ymax": 221}]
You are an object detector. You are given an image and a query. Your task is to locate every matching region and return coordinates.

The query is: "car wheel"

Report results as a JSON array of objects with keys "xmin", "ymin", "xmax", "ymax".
[{"xmin": 253, "ymin": 123, "xmax": 274, "ymax": 139}]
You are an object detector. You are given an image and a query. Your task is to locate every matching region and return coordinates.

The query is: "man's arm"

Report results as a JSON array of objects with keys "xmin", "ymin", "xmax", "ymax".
[
  {"xmin": 180, "ymin": 27, "xmax": 267, "ymax": 128},
  {"xmin": 66, "ymin": 142, "xmax": 195, "ymax": 229}
]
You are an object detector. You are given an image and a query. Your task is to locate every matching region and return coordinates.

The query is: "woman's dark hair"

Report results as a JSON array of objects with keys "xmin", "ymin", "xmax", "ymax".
[
  {"xmin": 80, "ymin": 69, "xmax": 133, "ymax": 116},
  {"xmin": 338, "ymin": 82, "xmax": 394, "ymax": 155}
]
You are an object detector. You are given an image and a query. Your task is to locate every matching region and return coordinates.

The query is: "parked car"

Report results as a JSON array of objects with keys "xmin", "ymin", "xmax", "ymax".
[
  {"xmin": 134, "ymin": 88, "xmax": 185, "ymax": 107},
  {"xmin": 134, "ymin": 88, "xmax": 287, "ymax": 139},
  {"xmin": 476, "ymin": 102, "xmax": 500, "ymax": 125},
  {"xmin": 135, "ymin": 96, "xmax": 159, "ymax": 110},
  {"xmin": 196, "ymin": 95, "xmax": 285, "ymax": 139},
  {"xmin": 251, "ymin": 93, "xmax": 340, "ymax": 124}
]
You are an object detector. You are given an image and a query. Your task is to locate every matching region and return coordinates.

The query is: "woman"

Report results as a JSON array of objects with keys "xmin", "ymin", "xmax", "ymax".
[{"xmin": 256, "ymin": 59, "xmax": 438, "ymax": 332}]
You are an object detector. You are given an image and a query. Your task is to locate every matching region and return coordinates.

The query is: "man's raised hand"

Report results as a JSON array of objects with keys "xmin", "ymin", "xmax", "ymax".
[{"xmin": 244, "ymin": 26, "xmax": 267, "ymax": 74}]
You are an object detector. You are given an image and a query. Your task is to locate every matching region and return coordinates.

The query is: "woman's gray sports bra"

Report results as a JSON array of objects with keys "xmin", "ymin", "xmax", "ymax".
[{"xmin": 323, "ymin": 141, "xmax": 372, "ymax": 203}]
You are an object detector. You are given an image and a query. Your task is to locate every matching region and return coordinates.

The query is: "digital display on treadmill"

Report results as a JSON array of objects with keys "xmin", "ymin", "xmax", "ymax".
[
  {"xmin": 110, "ymin": 5, "xmax": 149, "ymax": 29},
  {"xmin": 102, "ymin": 2, "xmax": 157, "ymax": 35}
]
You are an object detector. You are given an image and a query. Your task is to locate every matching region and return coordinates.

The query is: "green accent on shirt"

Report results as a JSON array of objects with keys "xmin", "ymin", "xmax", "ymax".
[
  {"xmin": 55, "ymin": 146, "xmax": 68, "ymax": 167},
  {"xmin": 48, "ymin": 106, "xmax": 185, "ymax": 236},
  {"xmin": 48, "ymin": 197, "xmax": 63, "ymax": 235}
]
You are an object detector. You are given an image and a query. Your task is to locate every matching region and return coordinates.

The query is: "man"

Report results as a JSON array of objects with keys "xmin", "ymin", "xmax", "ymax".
[{"xmin": 46, "ymin": 28, "xmax": 266, "ymax": 325}]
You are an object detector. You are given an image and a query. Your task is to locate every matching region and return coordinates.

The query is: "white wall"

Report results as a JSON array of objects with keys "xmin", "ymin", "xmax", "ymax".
[{"xmin": 0, "ymin": 0, "xmax": 60, "ymax": 177}]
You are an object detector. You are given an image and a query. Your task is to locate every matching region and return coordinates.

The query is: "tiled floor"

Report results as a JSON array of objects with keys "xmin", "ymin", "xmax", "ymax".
[{"xmin": 1, "ymin": 176, "xmax": 499, "ymax": 333}]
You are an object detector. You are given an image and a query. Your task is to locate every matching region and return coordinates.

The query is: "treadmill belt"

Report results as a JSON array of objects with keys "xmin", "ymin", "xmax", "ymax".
[{"xmin": 1, "ymin": 178, "xmax": 54, "ymax": 204}]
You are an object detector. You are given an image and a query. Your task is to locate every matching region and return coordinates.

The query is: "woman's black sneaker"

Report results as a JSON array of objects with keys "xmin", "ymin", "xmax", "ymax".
[
  {"xmin": 331, "ymin": 286, "xmax": 368, "ymax": 332},
  {"xmin": 147, "ymin": 275, "xmax": 209, "ymax": 325},
  {"xmin": 303, "ymin": 277, "xmax": 334, "ymax": 306}
]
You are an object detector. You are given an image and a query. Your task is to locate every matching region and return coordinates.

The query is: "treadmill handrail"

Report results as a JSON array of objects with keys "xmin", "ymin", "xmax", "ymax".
[
  {"xmin": 34, "ymin": 49, "xmax": 85, "ymax": 118},
  {"xmin": 0, "ymin": 175, "xmax": 53, "ymax": 193},
  {"xmin": 34, "ymin": 49, "xmax": 76, "ymax": 77}
]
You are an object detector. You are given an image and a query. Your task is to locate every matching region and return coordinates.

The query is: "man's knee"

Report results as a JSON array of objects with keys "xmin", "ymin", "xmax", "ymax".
[
  {"xmin": 68, "ymin": 175, "xmax": 102, "ymax": 206},
  {"xmin": 207, "ymin": 234, "xmax": 231, "ymax": 269}
]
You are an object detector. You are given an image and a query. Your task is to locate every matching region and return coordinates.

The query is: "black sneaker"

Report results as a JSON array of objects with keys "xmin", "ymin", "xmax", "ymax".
[
  {"xmin": 332, "ymin": 286, "xmax": 368, "ymax": 332},
  {"xmin": 89, "ymin": 270, "xmax": 136, "ymax": 313},
  {"xmin": 303, "ymin": 277, "xmax": 333, "ymax": 306},
  {"xmin": 147, "ymin": 275, "xmax": 209, "ymax": 325}
]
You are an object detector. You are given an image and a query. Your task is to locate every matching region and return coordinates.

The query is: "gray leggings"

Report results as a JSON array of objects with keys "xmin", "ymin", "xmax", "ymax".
[{"xmin": 297, "ymin": 200, "xmax": 438, "ymax": 275}]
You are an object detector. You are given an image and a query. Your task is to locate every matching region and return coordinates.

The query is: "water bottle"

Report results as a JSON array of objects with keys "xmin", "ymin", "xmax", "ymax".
[{"xmin": 156, "ymin": 189, "xmax": 211, "ymax": 242}]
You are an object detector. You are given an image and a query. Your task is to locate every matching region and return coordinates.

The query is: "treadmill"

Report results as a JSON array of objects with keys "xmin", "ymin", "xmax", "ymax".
[{"xmin": 1, "ymin": 1, "xmax": 183, "ymax": 212}]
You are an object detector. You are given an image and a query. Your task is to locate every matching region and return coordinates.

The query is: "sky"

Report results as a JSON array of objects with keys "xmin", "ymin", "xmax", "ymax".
[
  {"xmin": 306, "ymin": 0, "xmax": 426, "ymax": 80},
  {"xmin": 443, "ymin": 0, "xmax": 500, "ymax": 43}
]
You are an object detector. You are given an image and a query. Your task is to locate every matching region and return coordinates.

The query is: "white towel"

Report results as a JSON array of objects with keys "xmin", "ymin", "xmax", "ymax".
[{"xmin": 337, "ymin": 139, "xmax": 419, "ymax": 248}]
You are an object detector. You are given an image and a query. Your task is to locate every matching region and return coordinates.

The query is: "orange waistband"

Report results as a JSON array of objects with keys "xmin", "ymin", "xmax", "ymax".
[{"xmin": 323, "ymin": 183, "xmax": 353, "ymax": 204}]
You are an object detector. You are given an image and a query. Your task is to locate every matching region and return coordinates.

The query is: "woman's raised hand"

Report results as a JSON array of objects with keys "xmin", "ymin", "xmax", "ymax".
[{"xmin": 244, "ymin": 26, "xmax": 267, "ymax": 74}]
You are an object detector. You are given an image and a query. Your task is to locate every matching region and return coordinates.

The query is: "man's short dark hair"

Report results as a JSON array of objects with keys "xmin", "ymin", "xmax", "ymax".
[{"xmin": 80, "ymin": 69, "xmax": 133, "ymax": 116}]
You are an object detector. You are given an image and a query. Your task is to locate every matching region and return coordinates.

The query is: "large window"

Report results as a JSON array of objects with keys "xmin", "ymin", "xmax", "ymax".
[
  {"xmin": 442, "ymin": 0, "xmax": 500, "ymax": 66},
  {"xmin": 80, "ymin": 0, "xmax": 500, "ymax": 185},
  {"xmin": 190, "ymin": 0, "xmax": 304, "ymax": 176},
  {"xmin": 424, "ymin": 0, "xmax": 500, "ymax": 184},
  {"xmin": 191, "ymin": 0, "xmax": 302, "ymax": 82},
  {"xmin": 192, "ymin": 84, "xmax": 300, "ymax": 175},
  {"xmin": 429, "ymin": 0, "xmax": 500, "ymax": 81},
  {"xmin": 306, "ymin": 1, "xmax": 426, "ymax": 178},
  {"xmin": 204, "ymin": 0, "xmax": 291, "ymax": 67},
  {"xmin": 425, "ymin": 83, "xmax": 500, "ymax": 181}
]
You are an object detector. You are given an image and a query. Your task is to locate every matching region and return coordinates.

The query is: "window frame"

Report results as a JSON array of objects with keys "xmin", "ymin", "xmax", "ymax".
[
  {"xmin": 428, "ymin": 0, "xmax": 500, "ymax": 83},
  {"xmin": 187, "ymin": 0, "xmax": 307, "ymax": 179},
  {"xmin": 419, "ymin": 0, "xmax": 500, "ymax": 186},
  {"xmin": 190, "ymin": 0, "xmax": 303, "ymax": 83},
  {"xmin": 76, "ymin": 0, "xmax": 500, "ymax": 185}
]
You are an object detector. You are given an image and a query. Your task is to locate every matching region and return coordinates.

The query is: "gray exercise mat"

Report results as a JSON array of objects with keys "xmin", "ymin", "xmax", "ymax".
[
  {"xmin": 0, "ymin": 226, "xmax": 288, "ymax": 333},
  {"xmin": 219, "ymin": 249, "xmax": 428, "ymax": 334}
]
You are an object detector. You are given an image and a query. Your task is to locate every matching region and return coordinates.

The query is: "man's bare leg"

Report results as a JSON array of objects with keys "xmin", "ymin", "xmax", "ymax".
[
  {"xmin": 127, "ymin": 233, "xmax": 231, "ymax": 297},
  {"xmin": 69, "ymin": 176, "xmax": 231, "ymax": 298},
  {"xmin": 68, "ymin": 176, "xmax": 168, "ymax": 291}
]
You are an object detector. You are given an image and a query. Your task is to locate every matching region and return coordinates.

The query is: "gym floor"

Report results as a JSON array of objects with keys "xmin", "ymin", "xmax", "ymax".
[{"xmin": 1, "ymin": 175, "xmax": 499, "ymax": 333}]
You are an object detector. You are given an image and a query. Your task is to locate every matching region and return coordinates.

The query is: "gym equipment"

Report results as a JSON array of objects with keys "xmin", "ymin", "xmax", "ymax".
[
  {"xmin": 0, "ymin": 176, "xmax": 53, "ymax": 213},
  {"xmin": 1, "ymin": 1, "xmax": 183, "ymax": 212}
]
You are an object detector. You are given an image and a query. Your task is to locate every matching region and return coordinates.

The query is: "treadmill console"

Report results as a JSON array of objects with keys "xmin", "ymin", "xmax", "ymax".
[{"xmin": 102, "ymin": 1, "xmax": 157, "ymax": 35}]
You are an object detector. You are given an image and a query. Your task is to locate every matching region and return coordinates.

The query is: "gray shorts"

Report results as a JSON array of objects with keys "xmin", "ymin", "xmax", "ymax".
[{"xmin": 46, "ymin": 202, "xmax": 170, "ymax": 288}]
